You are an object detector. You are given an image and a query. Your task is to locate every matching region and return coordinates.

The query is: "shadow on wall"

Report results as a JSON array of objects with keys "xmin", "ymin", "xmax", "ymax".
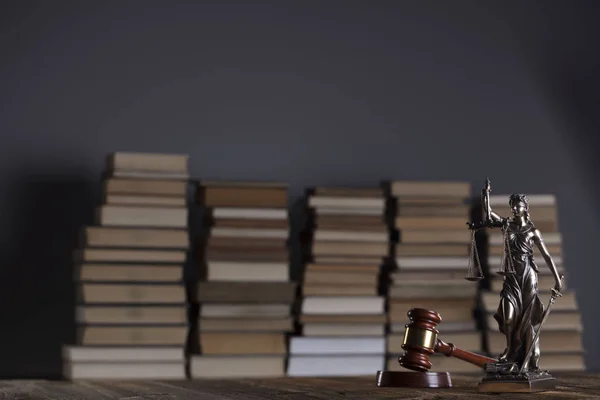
[{"xmin": 0, "ymin": 168, "xmax": 97, "ymax": 379}]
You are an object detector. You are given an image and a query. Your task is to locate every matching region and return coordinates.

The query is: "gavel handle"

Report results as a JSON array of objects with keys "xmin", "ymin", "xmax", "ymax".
[{"xmin": 435, "ymin": 339, "xmax": 497, "ymax": 368}]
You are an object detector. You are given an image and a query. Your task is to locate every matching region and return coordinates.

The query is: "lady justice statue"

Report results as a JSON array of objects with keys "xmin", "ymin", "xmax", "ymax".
[{"xmin": 466, "ymin": 178, "xmax": 564, "ymax": 392}]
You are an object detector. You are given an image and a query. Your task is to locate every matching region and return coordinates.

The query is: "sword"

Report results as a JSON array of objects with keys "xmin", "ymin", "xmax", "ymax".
[{"xmin": 518, "ymin": 275, "xmax": 564, "ymax": 374}]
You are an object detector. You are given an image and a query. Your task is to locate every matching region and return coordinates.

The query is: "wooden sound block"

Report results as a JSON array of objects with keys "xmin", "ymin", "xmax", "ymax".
[{"xmin": 376, "ymin": 370, "xmax": 452, "ymax": 388}]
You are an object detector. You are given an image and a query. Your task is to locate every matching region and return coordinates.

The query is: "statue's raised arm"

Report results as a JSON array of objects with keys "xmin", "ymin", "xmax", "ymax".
[
  {"xmin": 483, "ymin": 178, "xmax": 502, "ymax": 223},
  {"xmin": 467, "ymin": 178, "xmax": 505, "ymax": 230}
]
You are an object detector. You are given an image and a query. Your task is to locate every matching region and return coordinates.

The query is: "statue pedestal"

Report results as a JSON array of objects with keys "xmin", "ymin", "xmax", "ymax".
[{"xmin": 478, "ymin": 362, "xmax": 556, "ymax": 393}]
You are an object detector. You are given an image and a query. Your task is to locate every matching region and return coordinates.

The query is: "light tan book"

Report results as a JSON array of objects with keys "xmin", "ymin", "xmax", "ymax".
[
  {"xmin": 64, "ymin": 362, "xmax": 186, "ymax": 380},
  {"xmin": 309, "ymin": 196, "xmax": 385, "ymax": 210},
  {"xmin": 208, "ymin": 236, "xmax": 287, "ymax": 249},
  {"xmin": 315, "ymin": 222, "xmax": 386, "ymax": 232},
  {"xmin": 395, "ymin": 216, "xmax": 467, "ymax": 230},
  {"xmin": 78, "ymin": 326, "xmax": 187, "ymax": 345},
  {"xmin": 201, "ymin": 185, "xmax": 288, "ymax": 208},
  {"xmin": 390, "ymin": 181, "xmax": 470, "ymax": 198},
  {"xmin": 78, "ymin": 284, "xmax": 185, "ymax": 304},
  {"xmin": 312, "ymin": 241, "xmax": 388, "ymax": 256},
  {"xmin": 195, "ymin": 282, "xmax": 296, "ymax": 304},
  {"xmin": 190, "ymin": 355, "xmax": 285, "ymax": 378},
  {"xmin": 313, "ymin": 230, "xmax": 388, "ymax": 243},
  {"xmin": 199, "ymin": 304, "xmax": 290, "ymax": 318},
  {"xmin": 199, "ymin": 333, "xmax": 286, "ymax": 355},
  {"xmin": 396, "ymin": 204, "xmax": 470, "ymax": 218},
  {"xmin": 82, "ymin": 227, "xmax": 188, "ymax": 249},
  {"xmin": 209, "ymin": 207, "xmax": 288, "ymax": 220},
  {"xmin": 76, "ymin": 306, "xmax": 187, "ymax": 324},
  {"xmin": 109, "ymin": 170, "xmax": 189, "ymax": 180},
  {"xmin": 305, "ymin": 263, "xmax": 381, "ymax": 273},
  {"xmin": 206, "ymin": 261, "xmax": 289, "ymax": 282},
  {"xmin": 396, "ymin": 244, "xmax": 469, "ymax": 257},
  {"xmin": 390, "ymin": 269, "xmax": 470, "ymax": 282},
  {"xmin": 104, "ymin": 178, "xmax": 187, "ymax": 197},
  {"xmin": 399, "ymin": 230, "xmax": 470, "ymax": 244},
  {"xmin": 312, "ymin": 256, "xmax": 385, "ymax": 265},
  {"xmin": 104, "ymin": 194, "xmax": 186, "ymax": 207},
  {"xmin": 315, "ymin": 214, "xmax": 384, "ymax": 226},
  {"xmin": 396, "ymin": 197, "xmax": 468, "ymax": 206},
  {"xmin": 76, "ymin": 264, "xmax": 183, "ymax": 282},
  {"xmin": 314, "ymin": 207, "xmax": 383, "ymax": 216},
  {"xmin": 200, "ymin": 180, "xmax": 288, "ymax": 188},
  {"xmin": 302, "ymin": 285, "xmax": 377, "ymax": 296},
  {"xmin": 389, "ymin": 284, "xmax": 477, "ymax": 299},
  {"xmin": 301, "ymin": 296, "xmax": 384, "ymax": 315},
  {"xmin": 287, "ymin": 354, "xmax": 385, "ymax": 377},
  {"xmin": 395, "ymin": 256, "xmax": 469, "ymax": 270},
  {"xmin": 108, "ymin": 152, "xmax": 189, "ymax": 173},
  {"xmin": 303, "ymin": 323, "xmax": 385, "ymax": 336},
  {"xmin": 304, "ymin": 271, "xmax": 379, "ymax": 286},
  {"xmin": 198, "ymin": 317, "xmax": 294, "ymax": 332},
  {"xmin": 205, "ymin": 248, "xmax": 288, "ymax": 263},
  {"xmin": 213, "ymin": 218, "xmax": 289, "ymax": 229},
  {"xmin": 312, "ymin": 187, "xmax": 383, "ymax": 197},
  {"xmin": 210, "ymin": 227, "xmax": 288, "ymax": 239},
  {"xmin": 96, "ymin": 205, "xmax": 188, "ymax": 228},
  {"xmin": 300, "ymin": 314, "xmax": 387, "ymax": 324},
  {"xmin": 63, "ymin": 346, "xmax": 185, "ymax": 362},
  {"xmin": 75, "ymin": 248, "xmax": 186, "ymax": 263}
]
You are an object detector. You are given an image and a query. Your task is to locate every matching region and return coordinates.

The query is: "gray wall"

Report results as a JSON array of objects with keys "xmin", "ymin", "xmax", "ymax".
[{"xmin": 1, "ymin": 0, "xmax": 598, "ymax": 377}]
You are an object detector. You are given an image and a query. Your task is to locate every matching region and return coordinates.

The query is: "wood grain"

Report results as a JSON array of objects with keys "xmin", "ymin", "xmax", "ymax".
[{"xmin": 0, "ymin": 373, "xmax": 597, "ymax": 399}]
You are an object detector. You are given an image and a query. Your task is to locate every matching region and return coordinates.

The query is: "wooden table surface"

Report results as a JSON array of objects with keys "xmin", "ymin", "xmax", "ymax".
[{"xmin": 1, "ymin": 373, "xmax": 599, "ymax": 399}]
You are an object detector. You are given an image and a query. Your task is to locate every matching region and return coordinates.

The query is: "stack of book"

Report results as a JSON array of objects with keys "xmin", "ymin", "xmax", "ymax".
[
  {"xmin": 288, "ymin": 186, "xmax": 389, "ymax": 377},
  {"xmin": 190, "ymin": 181, "xmax": 296, "ymax": 379},
  {"xmin": 481, "ymin": 193, "xmax": 585, "ymax": 371},
  {"xmin": 64, "ymin": 152, "xmax": 190, "ymax": 380},
  {"xmin": 385, "ymin": 180, "xmax": 484, "ymax": 373}
]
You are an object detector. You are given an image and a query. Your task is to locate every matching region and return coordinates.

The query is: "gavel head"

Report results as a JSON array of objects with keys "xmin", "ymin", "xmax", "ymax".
[{"xmin": 398, "ymin": 308, "xmax": 441, "ymax": 372}]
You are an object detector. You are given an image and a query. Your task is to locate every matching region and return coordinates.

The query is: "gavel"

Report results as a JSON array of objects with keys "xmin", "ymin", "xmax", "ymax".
[
  {"xmin": 376, "ymin": 308, "xmax": 497, "ymax": 388},
  {"xmin": 399, "ymin": 308, "xmax": 496, "ymax": 371}
]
